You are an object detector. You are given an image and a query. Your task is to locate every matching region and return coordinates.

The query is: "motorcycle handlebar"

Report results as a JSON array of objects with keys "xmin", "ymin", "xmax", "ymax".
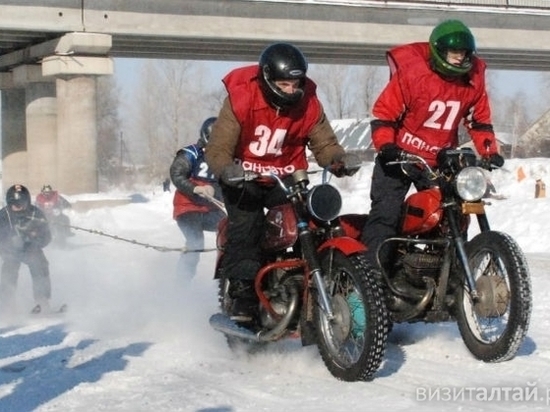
[
  {"xmin": 386, "ymin": 152, "xmax": 432, "ymax": 170},
  {"xmin": 386, "ymin": 151, "xmax": 500, "ymax": 176},
  {"xmin": 227, "ymin": 171, "xmax": 287, "ymax": 191}
]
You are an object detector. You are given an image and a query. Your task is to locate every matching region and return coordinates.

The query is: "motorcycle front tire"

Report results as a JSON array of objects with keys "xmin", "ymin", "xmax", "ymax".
[
  {"xmin": 313, "ymin": 250, "xmax": 389, "ymax": 381},
  {"xmin": 456, "ymin": 231, "xmax": 532, "ymax": 362}
]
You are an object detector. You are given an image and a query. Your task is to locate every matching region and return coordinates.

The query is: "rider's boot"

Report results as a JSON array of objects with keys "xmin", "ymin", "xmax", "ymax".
[
  {"xmin": 229, "ymin": 279, "xmax": 258, "ymax": 323},
  {"xmin": 227, "ymin": 259, "xmax": 261, "ymax": 323}
]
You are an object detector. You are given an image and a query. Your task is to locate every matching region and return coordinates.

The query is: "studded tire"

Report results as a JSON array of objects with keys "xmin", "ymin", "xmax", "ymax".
[
  {"xmin": 456, "ymin": 231, "xmax": 532, "ymax": 362},
  {"xmin": 313, "ymin": 251, "xmax": 389, "ymax": 381}
]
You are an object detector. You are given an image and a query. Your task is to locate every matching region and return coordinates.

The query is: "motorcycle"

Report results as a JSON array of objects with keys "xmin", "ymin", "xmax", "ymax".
[
  {"xmin": 339, "ymin": 147, "xmax": 532, "ymax": 362},
  {"xmin": 209, "ymin": 169, "xmax": 389, "ymax": 381}
]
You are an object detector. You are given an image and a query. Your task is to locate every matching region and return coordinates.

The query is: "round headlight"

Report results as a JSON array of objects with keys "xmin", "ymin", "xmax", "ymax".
[
  {"xmin": 307, "ymin": 184, "xmax": 342, "ymax": 222},
  {"xmin": 455, "ymin": 167, "xmax": 488, "ymax": 201}
]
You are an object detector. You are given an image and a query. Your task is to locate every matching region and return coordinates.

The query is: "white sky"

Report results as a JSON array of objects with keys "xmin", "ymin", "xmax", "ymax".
[{"xmin": 114, "ymin": 58, "xmax": 543, "ymax": 99}]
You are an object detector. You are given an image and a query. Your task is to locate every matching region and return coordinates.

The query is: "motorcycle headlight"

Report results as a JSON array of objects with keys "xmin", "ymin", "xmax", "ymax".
[
  {"xmin": 455, "ymin": 167, "xmax": 488, "ymax": 201},
  {"xmin": 307, "ymin": 184, "xmax": 342, "ymax": 222}
]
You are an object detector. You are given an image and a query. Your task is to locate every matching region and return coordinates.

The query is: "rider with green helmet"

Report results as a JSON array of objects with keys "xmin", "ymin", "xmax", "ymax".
[{"xmin": 361, "ymin": 20, "xmax": 504, "ymax": 269}]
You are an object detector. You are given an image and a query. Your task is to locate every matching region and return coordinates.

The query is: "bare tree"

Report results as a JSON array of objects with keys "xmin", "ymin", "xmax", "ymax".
[
  {"xmin": 129, "ymin": 60, "xmax": 212, "ymax": 183},
  {"xmin": 309, "ymin": 64, "xmax": 385, "ymax": 119},
  {"xmin": 96, "ymin": 75, "xmax": 122, "ymax": 189},
  {"xmin": 541, "ymin": 72, "xmax": 550, "ymax": 108},
  {"xmin": 204, "ymin": 86, "xmax": 228, "ymax": 116},
  {"xmin": 134, "ymin": 61, "xmax": 165, "ymax": 182},
  {"xmin": 358, "ymin": 65, "xmax": 386, "ymax": 116},
  {"xmin": 309, "ymin": 64, "xmax": 357, "ymax": 119},
  {"xmin": 487, "ymin": 90, "xmax": 532, "ymax": 157}
]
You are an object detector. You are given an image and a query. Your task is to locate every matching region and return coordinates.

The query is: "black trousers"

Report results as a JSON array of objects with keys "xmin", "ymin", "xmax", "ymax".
[
  {"xmin": 0, "ymin": 248, "xmax": 51, "ymax": 306},
  {"xmin": 221, "ymin": 180, "xmax": 288, "ymax": 279},
  {"xmin": 361, "ymin": 158, "xmax": 431, "ymax": 268}
]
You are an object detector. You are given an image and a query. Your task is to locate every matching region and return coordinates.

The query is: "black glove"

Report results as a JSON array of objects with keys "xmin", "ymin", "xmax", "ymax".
[
  {"xmin": 487, "ymin": 153, "xmax": 504, "ymax": 168},
  {"xmin": 331, "ymin": 153, "xmax": 361, "ymax": 177},
  {"xmin": 220, "ymin": 164, "xmax": 245, "ymax": 187},
  {"xmin": 378, "ymin": 143, "xmax": 401, "ymax": 165}
]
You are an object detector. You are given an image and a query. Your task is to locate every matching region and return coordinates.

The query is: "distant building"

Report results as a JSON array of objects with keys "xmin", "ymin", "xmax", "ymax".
[
  {"xmin": 459, "ymin": 130, "xmax": 513, "ymax": 158},
  {"xmin": 329, "ymin": 118, "xmax": 375, "ymax": 160},
  {"xmin": 516, "ymin": 108, "xmax": 550, "ymax": 157}
]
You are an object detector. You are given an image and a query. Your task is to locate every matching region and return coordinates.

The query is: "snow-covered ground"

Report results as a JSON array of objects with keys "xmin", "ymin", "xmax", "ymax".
[{"xmin": 1, "ymin": 158, "xmax": 550, "ymax": 412}]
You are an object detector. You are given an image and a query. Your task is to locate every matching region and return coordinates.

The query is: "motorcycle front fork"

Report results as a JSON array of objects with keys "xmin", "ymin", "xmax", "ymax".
[
  {"xmin": 298, "ymin": 226, "xmax": 335, "ymax": 320},
  {"xmin": 449, "ymin": 211, "xmax": 491, "ymax": 301},
  {"xmin": 311, "ymin": 268, "xmax": 335, "ymax": 320}
]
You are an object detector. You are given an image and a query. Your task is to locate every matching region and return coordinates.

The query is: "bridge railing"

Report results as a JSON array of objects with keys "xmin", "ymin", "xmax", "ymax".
[{"xmin": 266, "ymin": 0, "xmax": 550, "ymax": 11}]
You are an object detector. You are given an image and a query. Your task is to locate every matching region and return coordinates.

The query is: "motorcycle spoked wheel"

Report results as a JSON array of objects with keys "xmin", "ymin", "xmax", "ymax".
[
  {"xmin": 313, "ymin": 251, "xmax": 389, "ymax": 381},
  {"xmin": 217, "ymin": 278, "xmax": 265, "ymax": 354},
  {"xmin": 456, "ymin": 231, "xmax": 532, "ymax": 362}
]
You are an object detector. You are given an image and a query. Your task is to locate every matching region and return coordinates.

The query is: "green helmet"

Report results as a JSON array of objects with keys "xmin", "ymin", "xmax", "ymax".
[{"xmin": 429, "ymin": 20, "xmax": 476, "ymax": 77}]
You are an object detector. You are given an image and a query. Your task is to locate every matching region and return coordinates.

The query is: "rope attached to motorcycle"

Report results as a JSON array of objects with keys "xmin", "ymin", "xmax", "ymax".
[
  {"xmin": 36, "ymin": 193, "xmax": 225, "ymax": 253},
  {"xmin": 53, "ymin": 222, "xmax": 218, "ymax": 254}
]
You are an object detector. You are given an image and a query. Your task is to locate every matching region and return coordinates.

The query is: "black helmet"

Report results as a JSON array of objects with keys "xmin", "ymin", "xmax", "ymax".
[
  {"xmin": 6, "ymin": 184, "xmax": 31, "ymax": 210},
  {"xmin": 258, "ymin": 43, "xmax": 307, "ymax": 109},
  {"xmin": 198, "ymin": 117, "xmax": 217, "ymax": 148},
  {"xmin": 429, "ymin": 20, "xmax": 476, "ymax": 77}
]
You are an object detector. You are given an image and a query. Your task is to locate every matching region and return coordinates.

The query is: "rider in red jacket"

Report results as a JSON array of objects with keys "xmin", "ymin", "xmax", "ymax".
[
  {"xmin": 205, "ymin": 43, "xmax": 361, "ymax": 321},
  {"xmin": 362, "ymin": 20, "xmax": 504, "ymax": 269}
]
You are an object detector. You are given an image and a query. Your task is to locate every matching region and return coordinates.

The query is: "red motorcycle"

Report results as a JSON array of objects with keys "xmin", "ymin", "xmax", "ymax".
[
  {"xmin": 209, "ymin": 169, "xmax": 389, "ymax": 381},
  {"xmin": 339, "ymin": 148, "xmax": 532, "ymax": 362}
]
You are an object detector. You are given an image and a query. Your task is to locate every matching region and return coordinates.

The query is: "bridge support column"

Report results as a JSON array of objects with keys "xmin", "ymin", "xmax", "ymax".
[
  {"xmin": 25, "ymin": 79, "xmax": 58, "ymax": 195},
  {"xmin": 55, "ymin": 76, "xmax": 98, "ymax": 194},
  {"xmin": 0, "ymin": 32, "xmax": 112, "ymax": 195},
  {"xmin": 1, "ymin": 87, "xmax": 27, "ymax": 194},
  {"xmin": 1, "ymin": 65, "xmax": 57, "ymax": 196},
  {"xmin": 42, "ymin": 55, "xmax": 113, "ymax": 195}
]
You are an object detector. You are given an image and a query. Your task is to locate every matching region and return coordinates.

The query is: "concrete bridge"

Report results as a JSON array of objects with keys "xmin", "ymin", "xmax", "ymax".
[{"xmin": 1, "ymin": 0, "xmax": 549, "ymax": 194}]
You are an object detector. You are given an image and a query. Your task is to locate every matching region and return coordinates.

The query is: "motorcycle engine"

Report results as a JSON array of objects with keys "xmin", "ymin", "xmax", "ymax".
[{"xmin": 402, "ymin": 252, "xmax": 442, "ymax": 286}]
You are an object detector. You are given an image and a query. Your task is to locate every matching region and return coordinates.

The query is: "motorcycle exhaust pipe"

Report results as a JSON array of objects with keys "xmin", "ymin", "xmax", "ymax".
[
  {"xmin": 258, "ymin": 287, "xmax": 299, "ymax": 341},
  {"xmin": 209, "ymin": 313, "xmax": 262, "ymax": 342},
  {"xmin": 209, "ymin": 287, "xmax": 300, "ymax": 343}
]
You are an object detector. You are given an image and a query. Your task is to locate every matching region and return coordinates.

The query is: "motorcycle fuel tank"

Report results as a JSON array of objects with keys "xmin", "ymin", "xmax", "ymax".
[
  {"xmin": 401, "ymin": 188, "xmax": 443, "ymax": 235},
  {"xmin": 262, "ymin": 203, "xmax": 298, "ymax": 251}
]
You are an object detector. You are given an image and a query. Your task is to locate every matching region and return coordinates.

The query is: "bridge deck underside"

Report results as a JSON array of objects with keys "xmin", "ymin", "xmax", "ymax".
[{"xmin": 1, "ymin": 0, "xmax": 550, "ymax": 71}]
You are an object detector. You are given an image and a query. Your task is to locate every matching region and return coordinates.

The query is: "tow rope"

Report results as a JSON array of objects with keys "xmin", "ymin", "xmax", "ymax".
[{"xmin": 58, "ymin": 223, "xmax": 218, "ymax": 253}]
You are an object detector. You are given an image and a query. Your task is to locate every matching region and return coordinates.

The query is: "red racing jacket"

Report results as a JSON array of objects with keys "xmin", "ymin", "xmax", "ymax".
[
  {"xmin": 222, "ymin": 65, "xmax": 322, "ymax": 176},
  {"xmin": 371, "ymin": 42, "xmax": 499, "ymax": 166}
]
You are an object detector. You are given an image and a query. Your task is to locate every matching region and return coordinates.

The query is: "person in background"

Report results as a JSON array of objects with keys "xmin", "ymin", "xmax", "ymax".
[
  {"xmin": 170, "ymin": 117, "xmax": 225, "ymax": 281},
  {"xmin": 35, "ymin": 184, "xmax": 74, "ymax": 242},
  {"xmin": 361, "ymin": 19, "xmax": 504, "ymax": 269},
  {"xmin": 162, "ymin": 177, "xmax": 171, "ymax": 192},
  {"xmin": 0, "ymin": 184, "xmax": 52, "ymax": 314},
  {"xmin": 205, "ymin": 42, "xmax": 361, "ymax": 322}
]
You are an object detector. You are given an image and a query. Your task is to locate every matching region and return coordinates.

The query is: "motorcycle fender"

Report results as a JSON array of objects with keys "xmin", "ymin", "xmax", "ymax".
[{"xmin": 317, "ymin": 236, "xmax": 367, "ymax": 256}]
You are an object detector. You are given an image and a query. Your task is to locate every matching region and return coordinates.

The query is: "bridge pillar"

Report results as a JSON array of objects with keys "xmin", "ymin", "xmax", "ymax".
[
  {"xmin": 55, "ymin": 76, "xmax": 99, "ymax": 194},
  {"xmin": 25, "ymin": 79, "xmax": 58, "ymax": 195},
  {"xmin": 1, "ymin": 65, "xmax": 57, "ymax": 196},
  {"xmin": 1, "ymin": 87, "xmax": 27, "ymax": 195},
  {"xmin": 0, "ymin": 33, "xmax": 112, "ymax": 196}
]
